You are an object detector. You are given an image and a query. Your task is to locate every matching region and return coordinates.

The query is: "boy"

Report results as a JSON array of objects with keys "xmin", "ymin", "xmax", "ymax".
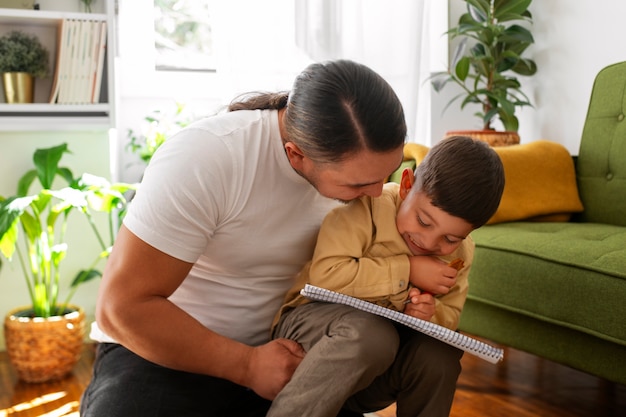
[{"xmin": 270, "ymin": 136, "xmax": 505, "ymax": 417}]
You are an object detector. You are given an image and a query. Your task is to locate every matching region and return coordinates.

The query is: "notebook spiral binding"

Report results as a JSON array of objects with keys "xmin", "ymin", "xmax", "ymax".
[{"xmin": 300, "ymin": 284, "xmax": 504, "ymax": 364}]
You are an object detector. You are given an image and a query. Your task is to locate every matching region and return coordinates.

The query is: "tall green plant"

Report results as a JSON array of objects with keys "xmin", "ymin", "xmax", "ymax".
[
  {"xmin": 430, "ymin": 0, "xmax": 538, "ymax": 132},
  {"xmin": 0, "ymin": 143, "xmax": 136, "ymax": 318}
]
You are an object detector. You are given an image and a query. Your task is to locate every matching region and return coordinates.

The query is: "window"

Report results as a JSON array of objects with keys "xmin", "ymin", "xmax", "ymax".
[{"xmin": 154, "ymin": 0, "xmax": 216, "ymax": 72}]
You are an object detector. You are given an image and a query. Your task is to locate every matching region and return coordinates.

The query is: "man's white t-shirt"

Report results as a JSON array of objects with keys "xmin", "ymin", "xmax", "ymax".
[{"xmin": 91, "ymin": 110, "xmax": 339, "ymax": 346}]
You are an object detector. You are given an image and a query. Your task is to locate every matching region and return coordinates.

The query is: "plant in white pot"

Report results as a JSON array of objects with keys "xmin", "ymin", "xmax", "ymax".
[
  {"xmin": 0, "ymin": 30, "xmax": 49, "ymax": 103},
  {"xmin": 0, "ymin": 143, "xmax": 136, "ymax": 383},
  {"xmin": 430, "ymin": 0, "xmax": 537, "ymax": 146}
]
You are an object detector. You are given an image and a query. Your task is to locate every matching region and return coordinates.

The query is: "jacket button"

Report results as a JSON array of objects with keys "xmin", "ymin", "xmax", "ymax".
[
  {"xmin": 619, "ymin": 114, "xmax": 625, "ymax": 121},
  {"xmin": 607, "ymin": 172, "xmax": 614, "ymax": 180}
]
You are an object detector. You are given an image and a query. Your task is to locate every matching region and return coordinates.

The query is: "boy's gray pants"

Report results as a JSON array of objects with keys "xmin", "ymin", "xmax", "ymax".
[{"xmin": 269, "ymin": 302, "xmax": 463, "ymax": 417}]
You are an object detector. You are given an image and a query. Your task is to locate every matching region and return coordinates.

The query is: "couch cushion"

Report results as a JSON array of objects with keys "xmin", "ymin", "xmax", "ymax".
[
  {"xmin": 468, "ymin": 222, "xmax": 626, "ymax": 346},
  {"xmin": 577, "ymin": 61, "xmax": 626, "ymax": 226}
]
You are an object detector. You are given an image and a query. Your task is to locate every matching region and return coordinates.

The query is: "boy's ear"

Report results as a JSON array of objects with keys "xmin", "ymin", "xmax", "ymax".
[{"xmin": 399, "ymin": 168, "xmax": 414, "ymax": 200}]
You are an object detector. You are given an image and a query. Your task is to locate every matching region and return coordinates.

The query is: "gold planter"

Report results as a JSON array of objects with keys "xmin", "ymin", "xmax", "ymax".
[
  {"xmin": 2, "ymin": 72, "xmax": 34, "ymax": 103},
  {"xmin": 4, "ymin": 305, "xmax": 86, "ymax": 383},
  {"xmin": 445, "ymin": 130, "xmax": 520, "ymax": 147}
]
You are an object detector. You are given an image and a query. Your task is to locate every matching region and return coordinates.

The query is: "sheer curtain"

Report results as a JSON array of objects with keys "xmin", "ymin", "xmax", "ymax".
[
  {"xmin": 292, "ymin": 0, "xmax": 447, "ymax": 144},
  {"xmin": 213, "ymin": 0, "xmax": 447, "ymax": 145}
]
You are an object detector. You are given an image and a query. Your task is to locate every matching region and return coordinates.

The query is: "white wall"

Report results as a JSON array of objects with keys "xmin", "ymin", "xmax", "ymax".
[{"xmin": 432, "ymin": 0, "xmax": 626, "ymax": 155}]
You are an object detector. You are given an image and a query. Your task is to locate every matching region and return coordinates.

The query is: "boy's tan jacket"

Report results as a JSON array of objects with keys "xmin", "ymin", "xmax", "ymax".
[{"xmin": 273, "ymin": 183, "xmax": 474, "ymax": 334}]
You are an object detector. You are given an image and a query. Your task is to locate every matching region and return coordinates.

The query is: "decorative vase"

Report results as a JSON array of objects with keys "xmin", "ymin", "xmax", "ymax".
[
  {"xmin": 3, "ymin": 305, "xmax": 86, "ymax": 383},
  {"xmin": 445, "ymin": 130, "xmax": 520, "ymax": 147},
  {"xmin": 2, "ymin": 72, "xmax": 34, "ymax": 103}
]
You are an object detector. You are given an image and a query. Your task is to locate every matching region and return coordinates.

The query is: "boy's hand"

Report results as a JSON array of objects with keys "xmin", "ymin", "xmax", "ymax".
[
  {"xmin": 403, "ymin": 287, "xmax": 435, "ymax": 320},
  {"xmin": 408, "ymin": 256, "xmax": 458, "ymax": 295}
]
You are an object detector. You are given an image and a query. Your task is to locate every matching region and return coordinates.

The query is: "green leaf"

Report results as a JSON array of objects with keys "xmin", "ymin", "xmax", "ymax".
[
  {"xmin": 484, "ymin": 108, "xmax": 500, "ymax": 126},
  {"xmin": 110, "ymin": 182, "xmax": 138, "ymax": 194},
  {"xmin": 450, "ymin": 39, "xmax": 468, "ymax": 69},
  {"xmin": 431, "ymin": 74, "xmax": 452, "ymax": 93},
  {"xmin": 19, "ymin": 210, "xmax": 40, "ymax": 244},
  {"xmin": 465, "ymin": 0, "xmax": 490, "ymax": 22},
  {"xmin": 493, "ymin": 0, "xmax": 532, "ymax": 21},
  {"xmin": 500, "ymin": 25, "xmax": 534, "ymax": 43},
  {"xmin": 30, "ymin": 191, "xmax": 51, "ymax": 215},
  {"xmin": 34, "ymin": 282, "xmax": 49, "ymax": 317},
  {"xmin": 46, "ymin": 203, "xmax": 64, "ymax": 230},
  {"xmin": 499, "ymin": 111, "xmax": 520, "ymax": 131},
  {"xmin": 511, "ymin": 58, "xmax": 537, "ymax": 76},
  {"xmin": 0, "ymin": 197, "xmax": 26, "ymax": 237},
  {"xmin": 78, "ymin": 173, "xmax": 110, "ymax": 189},
  {"xmin": 455, "ymin": 56, "xmax": 471, "ymax": 81},
  {"xmin": 0, "ymin": 218, "xmax": 19, "ymax": 259},
  {"xmin": 48, "ymin": 187, "xmax": 89, "ymax": 210},
  {"xmin": 57, "ymin": 167, "xmax": 75, "ymax": 186},
  {"xmin": 50, "ymin": 243, "xmax": 68, "ymax": 267},
  {"xmin": 17, "ymin": 169, "xmax": 38, "ymax": 197},
  {"xmin": 0, "ymin": 196, "xmax": 36, "ymax": 247},
  {"xmin": 33, "ymin": 143, "xmax": 69, "ymax": 190},
  {"xmin": 70, "ymin": 268, "xmax": 102, "ymax": 287}
]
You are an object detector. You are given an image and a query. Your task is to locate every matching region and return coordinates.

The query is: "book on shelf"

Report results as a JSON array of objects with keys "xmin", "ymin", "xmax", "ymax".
[
  {"xmin": 91, "ymin": 21, "xmax": 107, "ymax": 103},
  {"xmin": 300, "ymin": 284, "xmax": 505, "ymax": 364},
  {"xmin": 49, "ymin": 18, "xmax": 107, "ymax": 105},
  {"xmin": 48, "ymin": 18, "xmax": 68, "ymax": 104}
]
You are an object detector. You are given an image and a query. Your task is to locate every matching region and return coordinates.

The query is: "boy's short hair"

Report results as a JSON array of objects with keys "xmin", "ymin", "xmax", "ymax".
[{"xmin": 414, "ymin": 136, "xmax": 505, "ymax": 228}]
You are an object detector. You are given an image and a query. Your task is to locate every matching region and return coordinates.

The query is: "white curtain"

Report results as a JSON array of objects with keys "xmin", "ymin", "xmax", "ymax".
[
  {"xmin": 205, "ymin": 0, "xmax": 447, "ymax": 144},
  {"xmin": 211, "ymin": 1, "xmax": 313, "ymax": 98},
  {"xmin": 292, "ymin": 0, "xmax": 447, "ymax": 145}
]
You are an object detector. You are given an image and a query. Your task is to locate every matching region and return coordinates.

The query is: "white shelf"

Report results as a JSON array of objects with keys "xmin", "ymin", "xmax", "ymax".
[
  {"xmin": 0, "ymin": 104, "xmax": 111, "ymax": 131},
  {"xmin": 0, "ymin": 0, "xmax": 116, "ymax": 131},
  {"xmin": 0, "ymin": 103, "xmax": 109, "ymax": 113},
  {"xmin": 0, "ymin": 7, "xmax": 106, "ymax": 24},
  {"xmin": 0, "ymin": 116, "xmax": 112, "ymax": 131}
]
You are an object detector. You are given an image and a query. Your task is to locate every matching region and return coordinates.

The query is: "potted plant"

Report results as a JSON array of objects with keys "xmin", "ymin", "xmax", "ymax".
[
  {"xmin": 0, "ymin": 143, "xmax": 136, "ymax": 383},
  {"xmin": 0, "ymin": 30, "xmax": 49, "ymax": 103},
  {"xmin": 430, "ymin": 0, "xmax": 537, "ymax": 146}
]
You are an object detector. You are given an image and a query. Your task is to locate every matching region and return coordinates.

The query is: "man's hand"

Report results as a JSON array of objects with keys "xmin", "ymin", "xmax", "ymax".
[{"xmin": 243, "ymin": 338, "xmax": 306, "ymax": 400}]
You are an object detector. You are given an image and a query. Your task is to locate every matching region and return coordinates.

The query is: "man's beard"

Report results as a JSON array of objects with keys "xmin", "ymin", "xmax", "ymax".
[{"xmin": 292, "ymin": 167, "xmax": 350, "ymax": 205}]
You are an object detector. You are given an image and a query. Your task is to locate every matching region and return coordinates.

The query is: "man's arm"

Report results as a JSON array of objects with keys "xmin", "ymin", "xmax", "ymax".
[{"xmin": 96, "ymin": 225, "xmax": 305, "ymax": 399}]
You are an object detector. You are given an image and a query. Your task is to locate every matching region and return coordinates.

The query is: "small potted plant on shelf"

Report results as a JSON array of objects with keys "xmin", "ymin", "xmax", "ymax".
[
  {"xmin": 430, "ymin": 0, "xmax": 537, "ymax": 146},
  {"xmin": 0, "ymin": 30, "xmax": 49, "ymax": 104},
  {"xmin": 0, "ymin": 143, "xmax": 136, "ymax": 383}
]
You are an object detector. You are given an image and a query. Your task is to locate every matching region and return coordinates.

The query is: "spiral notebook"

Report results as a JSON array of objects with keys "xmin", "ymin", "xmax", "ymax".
[{"xmin": 300, "ymin": 284, "xmax": 504, "ymax": 364}]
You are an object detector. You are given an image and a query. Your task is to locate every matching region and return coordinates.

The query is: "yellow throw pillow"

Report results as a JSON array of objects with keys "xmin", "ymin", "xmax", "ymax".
[
  {"xmin": 403, "ymin": 143, "xmax": 430, "ymax": 163},
  {"xmin": 488, "ymin": 140, "xmax": 584, "ymax": 224}
]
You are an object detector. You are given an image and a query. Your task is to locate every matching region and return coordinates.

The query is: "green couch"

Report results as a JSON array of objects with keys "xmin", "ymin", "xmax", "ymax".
[{"xmin": 458, "ymin": 62, "xmax": 626, "ymax": 385}]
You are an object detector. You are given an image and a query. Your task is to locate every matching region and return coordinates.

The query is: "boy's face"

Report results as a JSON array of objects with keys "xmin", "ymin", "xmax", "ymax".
[{"xmin": 397, "ymin": 169, "xmax": 473, "ymax": 256}]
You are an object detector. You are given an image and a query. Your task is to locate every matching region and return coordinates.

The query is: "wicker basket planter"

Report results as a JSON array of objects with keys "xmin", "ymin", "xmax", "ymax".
[
  {"xmin": 3, "ymin": 305, "xmax": 86, "ymax": 383},
  {"xmin": 445, "ymin": 130, "xmax": 520, "ymax": 147}
]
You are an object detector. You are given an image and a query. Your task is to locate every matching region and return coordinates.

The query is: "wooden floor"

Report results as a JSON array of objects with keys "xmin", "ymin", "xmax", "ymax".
[
  {"xmin": 0, "ymin": 344, "xmax": 95, "ymax": 417},
  {"xmin": 1, "ymin": 340, "xmax": 624, "ymax": 417}
]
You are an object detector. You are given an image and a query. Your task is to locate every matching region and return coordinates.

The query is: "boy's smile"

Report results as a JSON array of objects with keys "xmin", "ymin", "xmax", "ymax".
[{"xmin": 397, "ymin": 188, "xmax": 473, "ymax": 257}]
